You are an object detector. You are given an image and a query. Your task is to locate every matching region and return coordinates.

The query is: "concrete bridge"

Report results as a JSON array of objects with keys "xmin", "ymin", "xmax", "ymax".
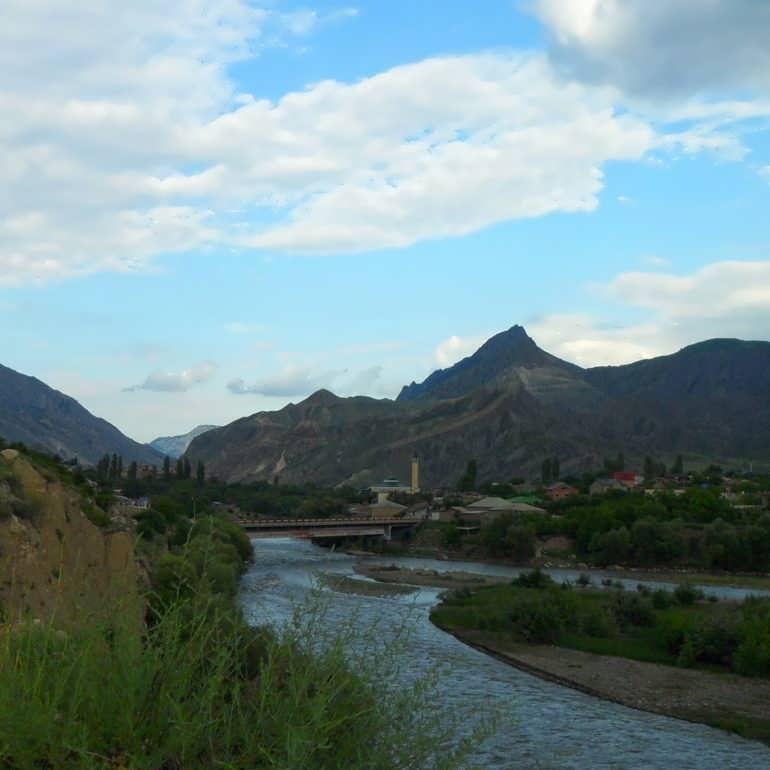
[{"xmin": 239, "ymin": 516, "xmax": 421, "ymax": 541}]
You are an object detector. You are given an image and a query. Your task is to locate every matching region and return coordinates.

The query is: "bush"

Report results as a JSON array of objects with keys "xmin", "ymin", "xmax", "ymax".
[
  {"xmin": 651, "ymin": 589, "xmax": 671, "ymax": 609},
  {"xmin": 673, "ymin": 582, "xmax": 703, "ymax": 606},
  {"xmin": 611, "ymin": 592, "xmax": 655, "ymax": 628},
  {"xmin": 733, "ymin": 621, "xmax": 770, "ymax": 677},
  {"xmin": 691, "ymin": 612, "xmax": 742, "ymax": 666},
  {"xmin": 581, "ymin": 606, "xmax": 617, "ymax": 638},
  {"xmin": 508, "ymin": 591, "xmax": 565, "ymax": 643},
  {"xmin": 512, "ymin": 568, "xmax": 553, "ymax": 589}
]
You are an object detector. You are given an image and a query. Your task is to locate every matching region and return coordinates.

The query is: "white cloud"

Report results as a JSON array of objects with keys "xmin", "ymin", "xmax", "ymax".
[
  {"xmin": 435, "ymin": 334, "xmax": 489, "ymax": 367},
  {"xmin": 534, "ymin": 0, "xmax": 770, "ymax": 99},
  {"xmin": 238, "ymin": 54, "xmax": 654, "ymax": 253},
  {"xmin": 228, "ymin": 362, "xmax": 393, "ymax": 398},
  {"xmin": 276, "ymin": 6, "xmax": 358, "ymax": 37},
  {"xmin": 125, "ymin": 361, "xmax": 217, "ymax": 392},
  {"xmin": 761, "ymin": 166, "xmax": 770, "ymax": 182},
  {"xmin": 1, "ymin": 1, "xmax": 764, "ymax": 285},
  {"xmin": 528, "ymin": 260, "xmax": 770, "ymax": 367},
  {"xmin": 1, "ymin": 0, "xmax": 661, "ymax": 284},
  {"xmin": 279, "ymin": 9, "xmax": 319, "ymax": 37},
  {"xmin": 228, "ymin": 365, "xmax": 342, "ymax": 397}
]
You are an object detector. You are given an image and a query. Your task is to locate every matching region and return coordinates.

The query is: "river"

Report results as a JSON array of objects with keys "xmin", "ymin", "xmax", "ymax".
[{"xmin": 240, "ymin": 538, "xmax": 770, "ymax": 769}]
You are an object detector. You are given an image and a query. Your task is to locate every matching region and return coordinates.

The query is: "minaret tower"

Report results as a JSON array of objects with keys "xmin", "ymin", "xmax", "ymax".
[{"xmin": 411, "ymin": 454, "xmax": 420, "ymax": 494}]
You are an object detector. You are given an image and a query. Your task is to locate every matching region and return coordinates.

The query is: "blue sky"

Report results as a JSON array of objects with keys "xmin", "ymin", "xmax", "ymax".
[{"xmin": 2, "ymin": 1, "xmax": 770, "ymax": 441}]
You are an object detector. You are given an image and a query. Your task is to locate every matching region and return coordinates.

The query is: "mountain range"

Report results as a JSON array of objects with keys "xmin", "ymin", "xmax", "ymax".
[
  {"xmin": 185, "ymin": 326, "xmax": 770, "ymax": 487},
  {"xmin": 3, "ymin": 325, "xmax": 769, "ymax": 484},
  {"xmin": 0, "ymin": 363, "xmax": 162, "ymax": 466}
]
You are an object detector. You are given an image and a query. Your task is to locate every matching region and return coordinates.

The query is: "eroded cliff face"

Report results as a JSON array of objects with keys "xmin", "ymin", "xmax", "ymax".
[{"xmin": 0, "ymin": 449, "xmax": 143, "ymax": 627}]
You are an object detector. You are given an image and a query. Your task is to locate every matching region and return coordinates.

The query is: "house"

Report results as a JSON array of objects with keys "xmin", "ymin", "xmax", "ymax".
[
  {"xmin": 612, "ymin": 471, "xmax": 641, "ymax": 488},
  {"xmin": 351, "ymin": 497, "xmax": 408, "ymax": 519},
  {"xmin": 545, "ymin": 482, "xmax": 579, "ymax": 502},
  {"xmin": 590, "ymin": 478, "xmax": 629, "ymax": 496},
  {"xmin": 454, "ymin": 497, "xmax": 547, "ymax": 520}
]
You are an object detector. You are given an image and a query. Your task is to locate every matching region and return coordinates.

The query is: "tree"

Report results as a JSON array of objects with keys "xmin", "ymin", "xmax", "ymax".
[
  {"xmin": 457, "ymin": 460, "xmax": 478, "ymax": 492},
  {"xmin": 163, "ymin": 456, "xmax": 171, "ymax": 481},
  {"xmin": 671, "ymin": 454, "xmax": 684, "ymax": 475},
  {"xmin": 175, "ymin": 458, "xmax": 184, "ymax": 479},
  {"xmin": 96, "ymin": 454, "xmax": 111, "ymax": 483},
  {"xmin": 196, "ymin": 460, "xmax": 205, "ymax": 484},
  {"xmin": 110, "ymin": 453, "xmax": 119, "ymax": 480},
  {"xmin": 506, "ymin": 523, "xmax": 536, "ymax": 562},
  {"xmin": 644, "ymin": 456, "xmax": 655, "ymax": 481},
  {"xmin": 127, "ymin": 461, "xmax": 138, "ymax": 480},
  {"xmin": 552, "ymin": 457, "xmax": 560, "ymax": 481},
  {"xmin": 541, "ymin": 458, "xmax": 553, "ymax": 486},
  {"xmin": 183, "ymin": 457, "xmax": 192, "ymax": 479}
]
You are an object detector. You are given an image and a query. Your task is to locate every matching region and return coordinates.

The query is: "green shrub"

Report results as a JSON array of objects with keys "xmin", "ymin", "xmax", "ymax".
[
  {"xmin": 611, "ymin": 592, "xmax": 655, "ymax": 628},
  {"xmin": 512, "ymin": 568, "xmax": 553, "ymax": 589},
  {"xmin": 651, "ymin": 589, "xmax": 671, "ymax": 609},
  {"xmin": 733, "ymin": 621, "xmax": 770, "ymax": 677},
  {"xmin": 691, "ymin": 612, "xmax": 742, "ymax": 665},
  {"xmin": 580, "ymin": 606, "xmax": 617, "ymax": 638},
  {"xmin": 673, "ymin": 582, "xmax": 703, "ymax": 606}
]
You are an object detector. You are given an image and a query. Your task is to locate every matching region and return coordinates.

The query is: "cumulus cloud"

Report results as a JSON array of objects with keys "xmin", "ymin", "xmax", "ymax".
[
  {"xmin": 528, "ymin": 260, "xmax": 770, "ymax": 367},
  {"xmin": 534, "ymin": 0, "xmax": 770, "ymax": 99},
  {"xmin": 228, "ymin": 363, "xmax": 392, "ymax": 398},
  {"xmin": 2, "ymin": 1, "xmax": 764, "ymax": 286},
  {"xmin": 125, "ymin": 361, "xmax": 217, "ymax": 392},
  {"xmin": 228, "ymin": 366, "xmax": 340, "ymax": 397},
  {"xmin": 0, "ymin": 0, "xmax": 663, "ymax": 285},
  {"xmin": 434, "ymin": 334, "xmax": 489, "ymax": 367}
]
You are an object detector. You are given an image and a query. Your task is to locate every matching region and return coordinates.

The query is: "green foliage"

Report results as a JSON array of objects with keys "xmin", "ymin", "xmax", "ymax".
[
  {"xmin": 0, "ymin": 599, "xmax": 473, "ymax": 770},
  {"xmin": 673, "ymin": 582, "xmax": 703, "ymax": 606},
  {"xmin": 433, "ymin": 579, "xmax": 770, "ymax": 680},
  {"xmin": 481, "ymin": 515, "xmax": 536, "ymax": 561},
  {"xmin": 82, "ymin": 502, "xmax": 110, "ymax": 529},
  {"xmin": 512, "ymin": 568, "xmax": 553, "ymax": 589}
]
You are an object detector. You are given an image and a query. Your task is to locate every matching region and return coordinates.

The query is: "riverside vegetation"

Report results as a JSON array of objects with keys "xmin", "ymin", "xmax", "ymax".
[
  {"xmin": 431, "ymin": 569, "xmax": 770, "ymax": 739},
  {"xmin": 0, "ymin": 442, "xmax": 478, "ymax": 769}
]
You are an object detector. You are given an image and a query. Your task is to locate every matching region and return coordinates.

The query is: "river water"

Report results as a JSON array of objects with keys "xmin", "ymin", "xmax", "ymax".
[{"xmin": 240, "ymin": 538, "xmax": 770, "ymax": 770}]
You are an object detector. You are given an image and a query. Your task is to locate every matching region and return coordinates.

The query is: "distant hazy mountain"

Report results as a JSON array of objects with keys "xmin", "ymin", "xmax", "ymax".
[
  {"xmin": 187, "ymin": 328, "xmax": 770, "ymax": 486},
  {"xmin": 0, "ymin": 363, "xmax": 163, "ymax": 466},
  {"xmin": 149, "ymin": 425, "xmax": 218, "ymax": 458}
]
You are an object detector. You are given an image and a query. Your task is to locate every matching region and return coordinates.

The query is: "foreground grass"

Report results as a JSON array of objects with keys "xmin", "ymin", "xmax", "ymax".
[
  {"xmin": 0, "ymin": 515, "xmax": 485, "ymax": 769},
  {"xmin": 1, "ymin": 600, "xmax": 482, "ymax": 769}
]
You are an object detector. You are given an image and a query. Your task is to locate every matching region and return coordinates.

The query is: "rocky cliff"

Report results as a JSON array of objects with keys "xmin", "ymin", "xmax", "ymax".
[{"xmin": 0, "ymin": 449, "xmax": 143, "ymax": 627}]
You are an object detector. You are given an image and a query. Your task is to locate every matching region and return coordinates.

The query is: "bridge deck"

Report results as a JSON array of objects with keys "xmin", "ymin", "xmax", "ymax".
[{"xmin": 239, "ymin": 516, "xmax": 420, "ymax": 539}]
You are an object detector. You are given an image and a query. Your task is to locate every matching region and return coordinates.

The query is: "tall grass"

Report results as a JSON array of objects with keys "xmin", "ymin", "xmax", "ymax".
[
  {"xmin": 0, "ymin": 513, "xmax": 485, "ymax": 769},
  {"xmin": 0, "ymin": 594, "xmax": 483, "ymax": 769}
]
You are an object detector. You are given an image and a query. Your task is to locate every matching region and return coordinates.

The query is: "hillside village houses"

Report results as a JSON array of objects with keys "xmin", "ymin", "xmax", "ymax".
[
  {"xmin": 545, "ymin": 482, "xmax": 579, "ymax": 502},
  {"xmin": 435, "ymin": 495, "xmax": 546, "ymax": 523}
]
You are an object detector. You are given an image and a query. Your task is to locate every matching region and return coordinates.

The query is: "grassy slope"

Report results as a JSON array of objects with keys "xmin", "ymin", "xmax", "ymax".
[{"xmin": 0, "ymin": 451, "xmax": 479, "ymax": 770}]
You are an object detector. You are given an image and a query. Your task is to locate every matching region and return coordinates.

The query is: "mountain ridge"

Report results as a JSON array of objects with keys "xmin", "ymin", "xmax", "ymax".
[
  {"xmin": 0, "ymin": 363, "xmax": 162, "ymax": 466},
  {"xmin": 187, "ymin": 328, "xmax": 770, "ymax": 486}
]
